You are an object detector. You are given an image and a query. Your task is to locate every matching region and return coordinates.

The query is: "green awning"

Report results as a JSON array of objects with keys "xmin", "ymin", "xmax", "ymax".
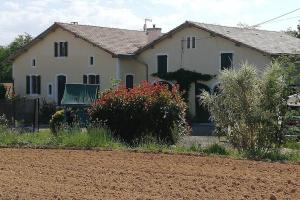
[{"xmin": 61, "ymin": 84, "xmax": 99, "ymax": 106}]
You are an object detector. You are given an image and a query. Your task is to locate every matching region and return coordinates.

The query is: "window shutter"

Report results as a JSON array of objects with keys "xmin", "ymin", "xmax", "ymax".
[
  {"xmin": 26, "ymin": 76, "xmax": 30, "ymax": 94},
  {"xmin": 192, "ymin": 37, "xmax": 196, "ymax": 48},
  {"xmin": 187, "ymin": 37, "xmax": 190, "ymax": 49},
  {"xmin": 95, "ymin": 75, "xmax": 100, "ymax": 85},
  {"xmin": 64, "ymin": 42, "xmax": 68, "ymax": 57},
  {"xmin": 83, "ymin": 75, "xmax": 87, "ymax": 84},
  {"xmin": 157, "ymin": 55, "xmax": 168, "ymax": 76},
  {"xmin": 37, "ymin": 75, "xmax": 41, "ymax": 94},
  {"xmin": 54, "ymin": 42, "xmax": 58, "ymax": 57},
  {"xmin": 126, "ymin": 75, "xmax": 134, "ymax": 89}
]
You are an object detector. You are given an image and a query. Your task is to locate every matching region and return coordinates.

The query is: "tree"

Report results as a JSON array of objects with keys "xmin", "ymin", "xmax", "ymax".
[
  {"xmin": 285, "ymin": 24, "xmax": 300, "ymax": 38},
  {"xmin": 201, "ymin": 62, "xmax": 289, "ymax": 154},
  {"xmin": 0, "ymin": 33, "xmax": 32, "ymax": 82}
]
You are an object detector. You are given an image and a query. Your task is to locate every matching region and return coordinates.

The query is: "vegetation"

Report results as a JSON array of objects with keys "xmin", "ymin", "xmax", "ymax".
[
  {"xmin": 201, "ymin": 62, "xmax": 290, "ymax": 154},
  {"xmin": 0, "ymin": 33, "xmax": 32, "ymax": 82},
  {"xmin": 0, "ymin": 84, "xmax": 6, "ymax": 99},
  {"xmin": 89, "ymin": 81, "xmax": 189, "ymax": 145},
  {"xmin": 152, "ymin": 68, "xmax": 215, "ymax": 100},
  {"xmin": 49, "ymin": 110, "xmax": 64, "ymax": 134}
]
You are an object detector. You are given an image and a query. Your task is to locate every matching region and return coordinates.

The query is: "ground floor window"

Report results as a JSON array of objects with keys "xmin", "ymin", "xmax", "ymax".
[
  {"xmin": 26, "ymin": 75, "xmax": 41, "ymax": 95},
  {"xmin": 48, "ymin": 84, "xmax": 52, "ymax": 96},
  {"xmin": 83, "ymin": 74, "xmax": 100, "ymax": 85}
]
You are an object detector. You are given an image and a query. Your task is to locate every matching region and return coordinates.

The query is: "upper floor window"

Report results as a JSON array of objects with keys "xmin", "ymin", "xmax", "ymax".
[
  {"xmin": 221, "ymin": 53, "xmax": 233, "ymax": 70},
  {"xmin": 83, "ymin": 74, "xmax": 100, "ymax": 85},
  {"xmin": 89, "ymin": 56, "xmax": 94, "ymax": 66},
  {"xmin": 125, "ymin": 74, "xmax": 134, "ymax": 89},
  {"xmin": 54, "ymin": 42, "xmax": 68, "ymax": 57},
  {"xmin": 157, "ymin": 55, "xmax": 168, "ymax": 77},
  {"xmin": 26, "ymin": 75, "xmax": 41, "ymax": 95},
  {"xmin": 32, "ymin": 59, "xmax": 36, "ymax": 67},
  {"xmin": 186, "ymin": 37, "xmax": 196, "ymax": 49}
]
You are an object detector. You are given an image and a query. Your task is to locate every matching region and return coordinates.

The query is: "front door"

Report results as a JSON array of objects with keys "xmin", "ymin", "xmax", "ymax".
[
  {"xmin": 195, "ymin": 83, "xmax": 211, "ymax": 123},
  {"xmin": 57, "ymin": 75, "xmax": 66, "ymax": 105}
]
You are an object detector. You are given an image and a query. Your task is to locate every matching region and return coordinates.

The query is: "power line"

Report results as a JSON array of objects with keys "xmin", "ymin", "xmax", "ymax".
[{"xmin": 252, "ymin": 7, "xmax": 300, "ymax": 28}]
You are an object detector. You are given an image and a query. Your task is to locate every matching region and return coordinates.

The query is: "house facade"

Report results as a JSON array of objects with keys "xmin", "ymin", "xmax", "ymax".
[{"xmin": 11, "ymin": 21, "xmax": 300, "ymax": 121}]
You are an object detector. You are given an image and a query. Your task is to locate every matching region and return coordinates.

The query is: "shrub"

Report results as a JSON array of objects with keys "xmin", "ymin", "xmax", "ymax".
[
  {"xmin": 0, "ymin": 84, "xmax": 6, "ymax": 99},
  {"xmin": 0, "ymin": 114, "xmax": 8, "ymax": 132},
  {"xmin": 201, "ymin": 62, "xmax": 289, "ymax": 153},
  {"xmin": 49, "ymin": 109, "xmax": 64, "ymax": 134},
  {"xmin": 39, "ymin": 100, "xmax": 56, "ymax": 124},
  {"xmin": 89, "ymin": 81, "xmax": 189, "ymax": 144},
  {"xmin": 204, "ymin": 143, "xmax": 229, "ymax": 155}
]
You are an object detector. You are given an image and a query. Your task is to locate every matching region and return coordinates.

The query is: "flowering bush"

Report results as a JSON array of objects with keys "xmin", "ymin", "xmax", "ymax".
[
  {"xmin": 49, "ymin": 109, "xmax": 64, "ymax": 134},
  {"xmin": 89, "ymin": 81, "xmax": 189, "ymax": 144}
]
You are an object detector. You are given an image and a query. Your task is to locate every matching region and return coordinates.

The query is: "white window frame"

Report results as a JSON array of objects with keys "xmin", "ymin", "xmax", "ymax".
[
  {"xmin": 85, "ymin": 73, "xmax": 100, "ymax": 85},
  {"xmin": 125, "ymin": 73, "xmax": 135, "ymax": 88},
  {"xmin": 156, "ymin": 53, "xmax": 169, "ymax": 75},
  {"xmin": 27, "ymin": 74, "xmax": 40, "ymax": 96},
  {"xmin": 219, "ymin": 51, "xmax": 234, "ymax": 71},
  {"xmin": 55, "ymin": 41, "xmax": 68, "ymax": 58}
]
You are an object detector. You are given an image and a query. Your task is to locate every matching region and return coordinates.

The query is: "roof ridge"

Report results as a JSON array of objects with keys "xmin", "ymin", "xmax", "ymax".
[
  {"xmin": 55, "ymin": 22, "xmax": 145, "ymax": 33},
  {"xmin": 187, "ymin": 20, "xmax": 287, "ymax": 34}
]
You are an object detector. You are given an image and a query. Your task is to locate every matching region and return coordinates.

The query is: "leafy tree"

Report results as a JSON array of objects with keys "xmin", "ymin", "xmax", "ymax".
[{"xmin": 0, "ymin": 33, "xmax": 32, "ymax": 82}]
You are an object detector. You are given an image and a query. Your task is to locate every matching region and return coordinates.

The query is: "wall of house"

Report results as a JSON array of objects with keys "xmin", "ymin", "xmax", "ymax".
[
  {"xmin": 119, "ymin": 58, "xmax": 146, "ymax": 86},
  {"xmin": 137, "ymin": 26, "xmax": 272, "ymax": 116},
  {"xmin": 13, "ymin": 27, "xmax": 117, "ymax": 103}
]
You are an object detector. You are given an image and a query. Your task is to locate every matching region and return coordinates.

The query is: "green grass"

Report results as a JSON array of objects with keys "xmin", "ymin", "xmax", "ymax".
[
  {"xmin": 0, "ymin": 128, "xmax": 299, "ymax": 162},
  {"xmin": 283, "ymin": 140, "xmax": 300, "ymax": 150}
]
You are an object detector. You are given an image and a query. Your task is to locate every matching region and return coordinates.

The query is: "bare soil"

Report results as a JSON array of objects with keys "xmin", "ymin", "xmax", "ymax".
[{"xmin": 0, "ymin": 148, "xmax": 299, "ymax": 200}]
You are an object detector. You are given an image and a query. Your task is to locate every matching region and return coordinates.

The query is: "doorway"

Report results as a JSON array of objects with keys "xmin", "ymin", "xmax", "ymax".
[{"xmin": 57, "ymin": 75, "xmax": 66, "ymax": 105}]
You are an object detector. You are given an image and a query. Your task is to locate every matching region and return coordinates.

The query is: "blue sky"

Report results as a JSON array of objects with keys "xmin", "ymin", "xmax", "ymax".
[{"xmin": 0, "ymin": 0, "xmax": 299, "ymax": 45}]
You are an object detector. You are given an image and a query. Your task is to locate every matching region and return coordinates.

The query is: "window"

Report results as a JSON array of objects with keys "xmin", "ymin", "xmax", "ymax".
[
  {"xmin": 157, "ymin": 55, "xmax": 168, "ymax": 76},
  {"xmin": 89, "ymin": 56, "xmax": 94, "ymax": 66},
  {"xmin": 125, "ymin": 74, "xmax": 134, "ymax": 89},
  {"xmin": 32, "ymin": 59, "xmax": 36, "ymax": 67},
  {"xmin": 83, "ymin": 74, "xmax": 100, "ymax": 85},
  {"xmin": 26, "ymin": 75, "xmax": 41, "ymax": 95},
  {"xmin": 48, "ymin": 84, "xmax": 52, "ymax": 96},
  {"xmin": 221, "ymin": 53, "xmax": 233, "ymax": 70},
  {"xmin": 187, "ymin": 37, "xmax": 191, "ymax": 49},
  {"xmin": 192, "ymin": 37, "xmax": 196, "ymax": 48},
  {"xmin": 54, "ymin": 41, "xmax": 68, "ymax": 57}
]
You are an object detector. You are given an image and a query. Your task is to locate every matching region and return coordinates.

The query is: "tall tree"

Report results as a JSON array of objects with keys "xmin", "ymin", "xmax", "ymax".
[{"xmin": 0, "ymin": 33, "xmax": 32, "ymax": 82}]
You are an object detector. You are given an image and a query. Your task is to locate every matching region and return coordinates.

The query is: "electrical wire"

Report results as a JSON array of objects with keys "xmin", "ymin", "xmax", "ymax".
[{"xmin": 252, "ymin": 7, "xmax": 300, "ymax": 28}]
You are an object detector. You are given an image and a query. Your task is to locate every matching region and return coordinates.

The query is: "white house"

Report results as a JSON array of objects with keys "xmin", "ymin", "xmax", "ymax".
[{"xmin": 10, "ymin": 21, "xmax": 300, "ymax": 121}]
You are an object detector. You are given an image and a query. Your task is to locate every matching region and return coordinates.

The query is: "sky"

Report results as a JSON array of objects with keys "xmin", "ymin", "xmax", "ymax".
[{"xmin": 0, "ymin": 0, "xmax": 300, "ymax": 46}]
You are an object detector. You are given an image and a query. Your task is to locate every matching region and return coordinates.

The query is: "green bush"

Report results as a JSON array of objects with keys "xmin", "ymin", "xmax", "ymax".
[
  {"xmin": 49, "ymin": 109, "xmax": 64, "ymax": 134},
  {"xmin": 39, "ymin": 100, "xmax": 56, "ymax": 124},
  {"xmin": 201, "ymin": 62, "xmax": 289, "ymax": 153},
  {"xmin": 0, "ymin": 114, "xmax": 8, "ymax": 132},
  {"xmin": 204, "ymin": 143, "xmax": 229, "ymax": 155},
  {"xmin": 89, "ymin": 82, "xmax": 189, "ymax": 145},
  {"xmin": 0, "ymin": 84, "xmax": 6, "ymax": 99}
]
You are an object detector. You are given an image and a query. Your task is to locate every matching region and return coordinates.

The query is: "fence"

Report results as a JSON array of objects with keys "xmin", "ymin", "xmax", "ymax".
[{"xmin": 0, "ymin": 98, "xmax": 39, "ymax": 131}]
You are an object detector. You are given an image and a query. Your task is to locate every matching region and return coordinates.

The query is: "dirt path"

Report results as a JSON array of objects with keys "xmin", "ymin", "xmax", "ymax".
[{"xmin": 0, "ymin": 149, "xmax": 299, "ymax": 200}]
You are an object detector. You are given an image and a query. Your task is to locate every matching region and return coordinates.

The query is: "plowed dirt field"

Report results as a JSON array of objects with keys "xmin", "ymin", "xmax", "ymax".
[{"xmin": 0, "ymin": 148, "xmax": 299, "ymax": 200}]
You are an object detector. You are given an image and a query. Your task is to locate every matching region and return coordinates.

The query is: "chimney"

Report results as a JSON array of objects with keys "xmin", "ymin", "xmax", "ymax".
[{"xmin": 146, "ymin": 24, "xmax": 161, "ymax": 43}]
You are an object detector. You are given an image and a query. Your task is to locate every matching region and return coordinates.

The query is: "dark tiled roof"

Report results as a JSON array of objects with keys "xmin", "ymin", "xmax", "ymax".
[
  {"xmin": 57, "ymin": 22, "xmax": 148, "ymax": 55},
  {"xmin": 188, "ymin": 21, "xmax": 300, "ymax": 55}
]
